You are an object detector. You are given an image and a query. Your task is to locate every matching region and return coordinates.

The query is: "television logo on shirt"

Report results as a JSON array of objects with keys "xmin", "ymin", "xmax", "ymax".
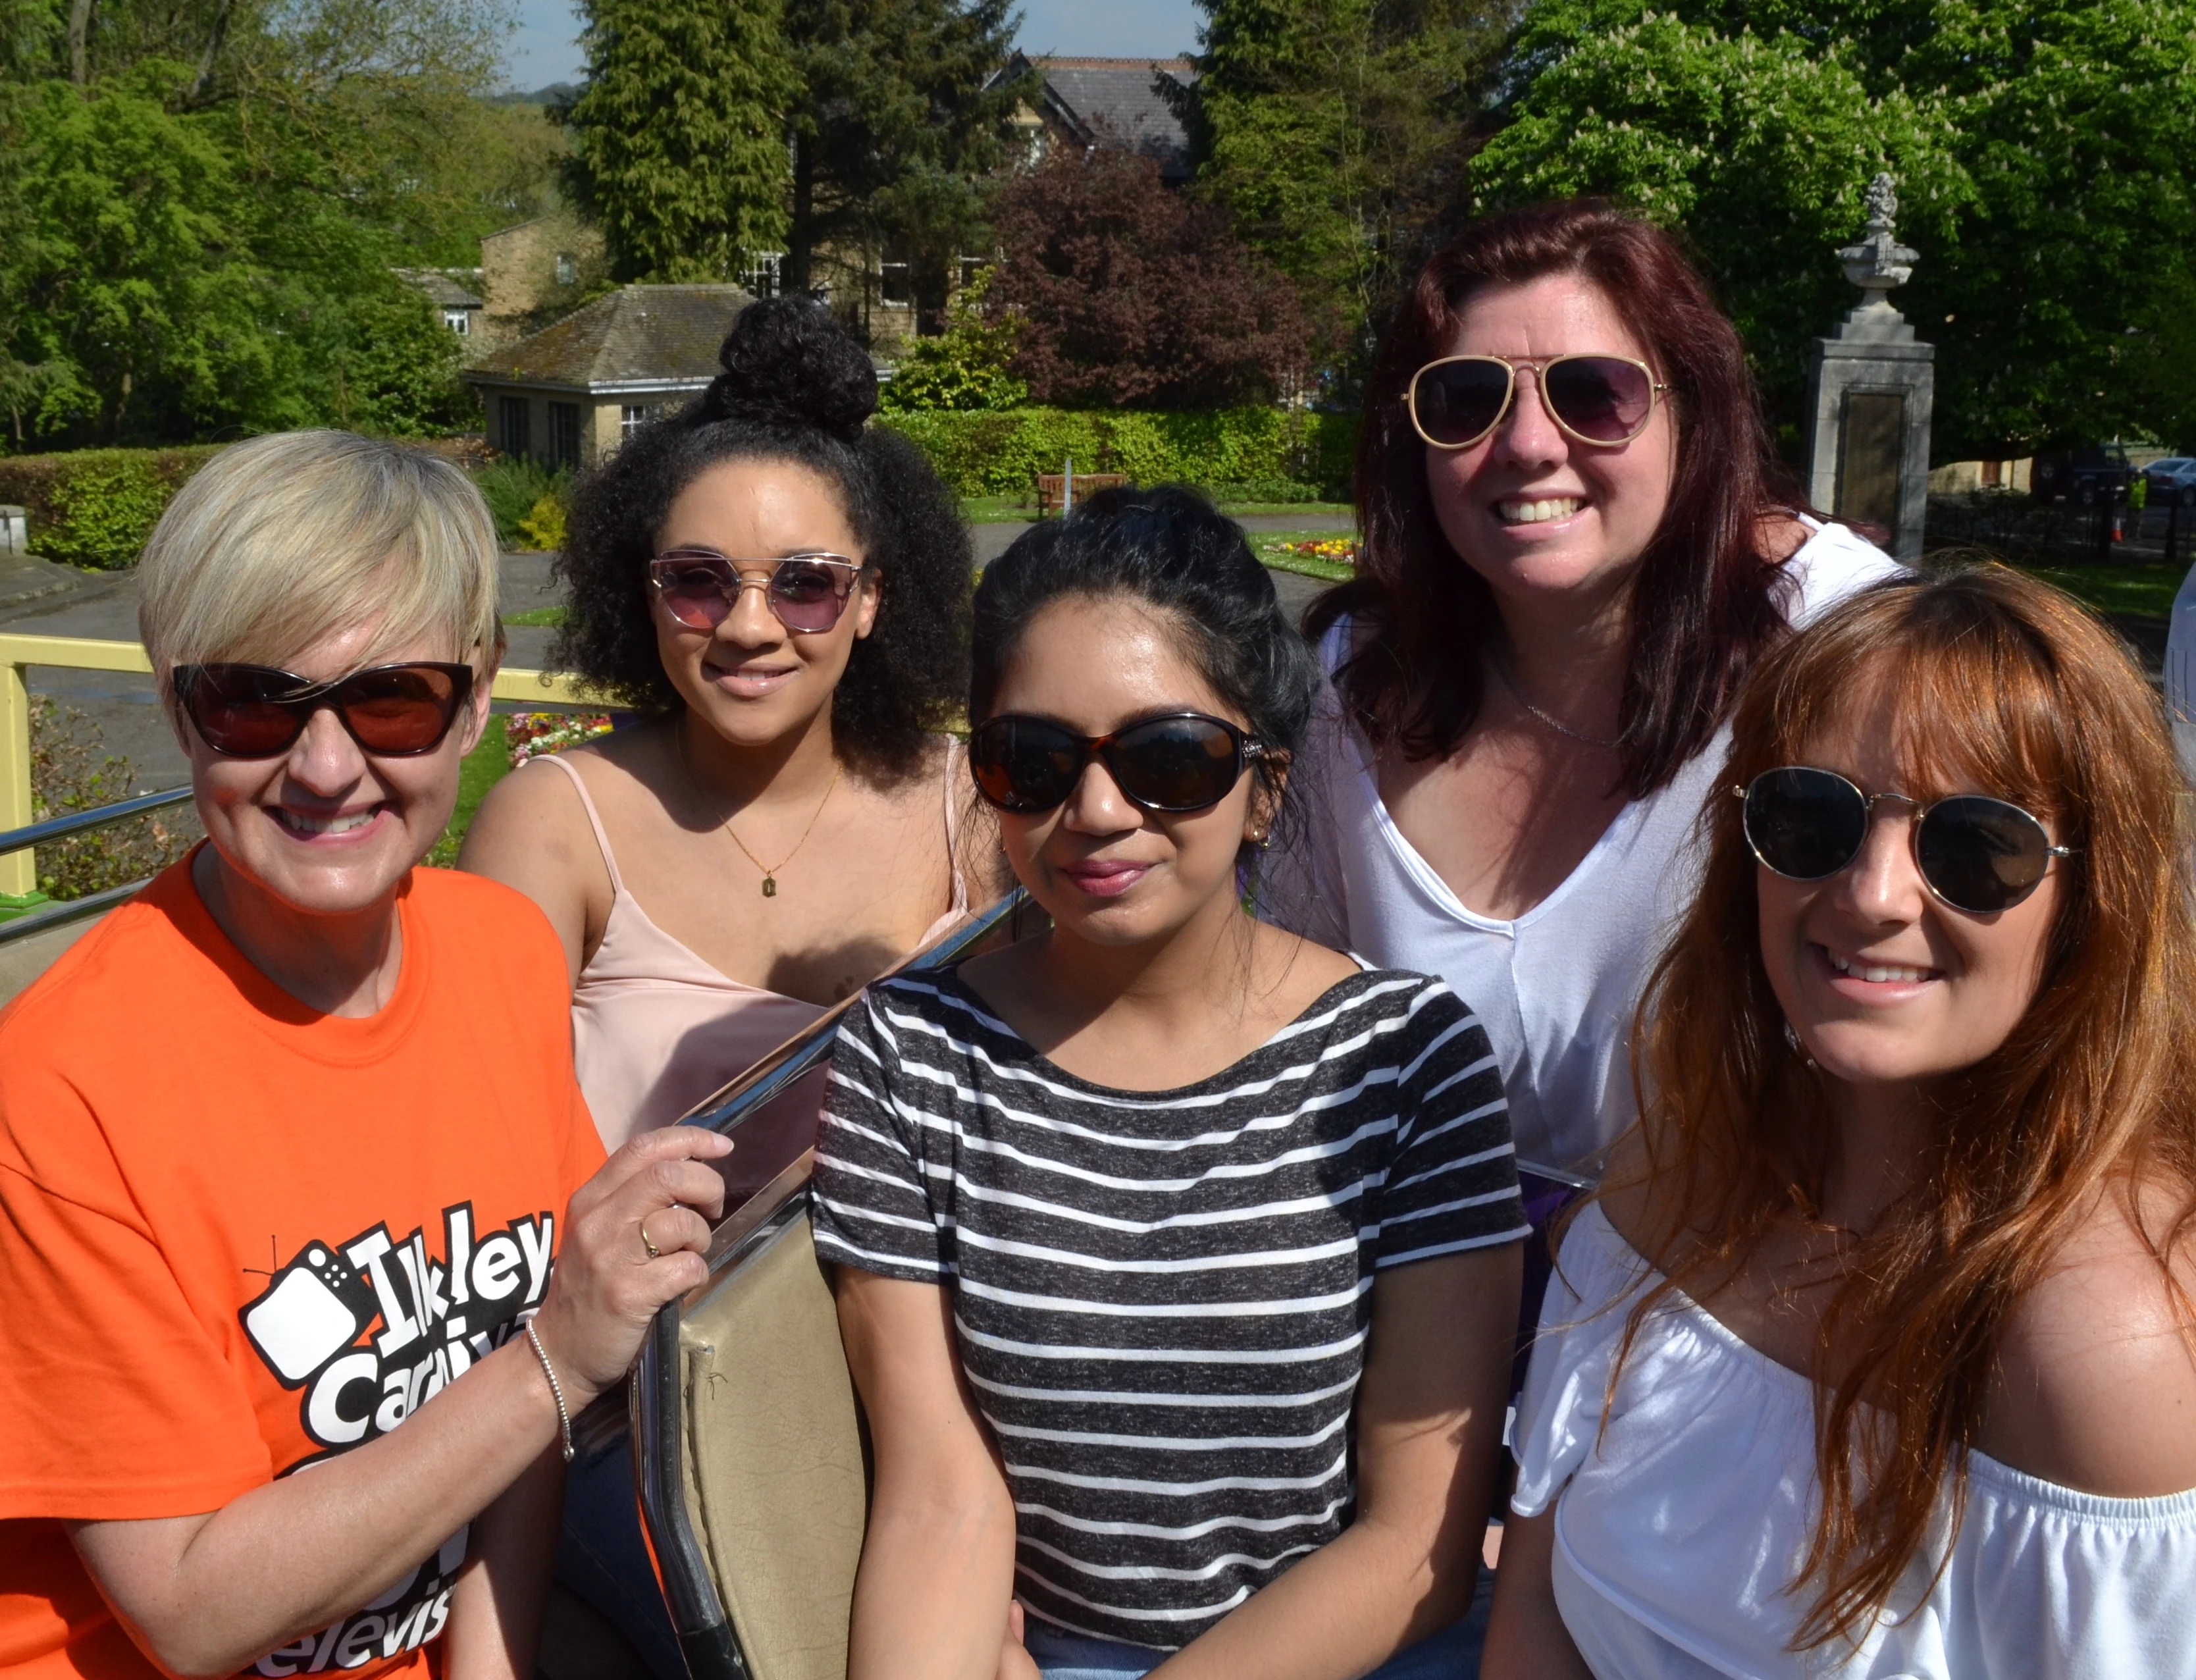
[
  {"xmin": 235, "ymin": 1201, "xmax": 557, "ymax": 1671},
  {"xmin": 238, "ymin": 1201, "xmax": 556, "ymax": 1457}
]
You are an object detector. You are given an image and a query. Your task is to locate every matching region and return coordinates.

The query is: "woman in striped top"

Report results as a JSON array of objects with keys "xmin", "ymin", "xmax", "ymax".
[{"xmin": 812, "ymin": 488, "xmax": 1528, "ymax": 1680}]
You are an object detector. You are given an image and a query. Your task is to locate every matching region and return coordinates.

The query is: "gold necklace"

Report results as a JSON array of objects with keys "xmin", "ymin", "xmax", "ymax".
[{"xmin": 680, "ymin": 722, "xmax": 842, "ymax": 897}]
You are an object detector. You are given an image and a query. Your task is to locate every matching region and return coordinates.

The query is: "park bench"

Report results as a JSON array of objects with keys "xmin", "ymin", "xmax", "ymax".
[{"xmin": 1034, "ymin": 471, "xmax": 1128, "ymax": 517}]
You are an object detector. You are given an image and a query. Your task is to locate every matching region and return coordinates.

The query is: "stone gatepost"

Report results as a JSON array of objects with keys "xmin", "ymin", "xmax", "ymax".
[{"xmin": 1802, "ymin": 175, "xmax": 1935, "ymax": 561}]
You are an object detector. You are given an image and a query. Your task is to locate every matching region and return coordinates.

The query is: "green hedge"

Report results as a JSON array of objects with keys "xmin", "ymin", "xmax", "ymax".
[
  {"xmin": 0, "ymin": 417, "xmax": 1357, "ymax": 571},
  {"xmin": 0, "ymin": 446, "xmax": 224, "ymax": 570},
  {"xmin": 0, "ymin": 438, "xmax": 494, "ymax": 571},
  {"xmin": 878, "ymin": 408, "xmax": 1359, "ymax": 500}
]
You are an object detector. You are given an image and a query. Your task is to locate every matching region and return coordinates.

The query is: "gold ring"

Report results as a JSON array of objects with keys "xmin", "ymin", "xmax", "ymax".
[{"xmin": 639, "ymin": 1215, "xmax": 662, "ymax": 1261}]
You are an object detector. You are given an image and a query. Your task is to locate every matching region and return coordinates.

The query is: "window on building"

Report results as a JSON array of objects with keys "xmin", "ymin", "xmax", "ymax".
[
  {"xmin": 620, "ymin": 405, "xmax": 661, "ymax": 441},
  {"xmin": 498, "ymin": 396, "xmax": 531, "ymax": 459},
  {"xmin": 1981, "ymin": 459, "xmax": 2003, "ymax": 488},
  {"xmin": 742, "ymin": 251, "xmax": 784, "ymax": 298},
  {"xmin": 442, "ymin": 308, "xmax": 470, "ymax": 336},
  {"xmin": 879, "ymin": 259, "xmax": 912, "ymax": 306},
  {"xmin": 548, "ymin": 402, "xmax": 581, "ymax": 471},
  {"xmin": 957, "ymin": 256, "xmax": 988, "ymax": 291},
  {"xmin": 555, "ymin": 252, "xmax": 577, "ymax": 287}
]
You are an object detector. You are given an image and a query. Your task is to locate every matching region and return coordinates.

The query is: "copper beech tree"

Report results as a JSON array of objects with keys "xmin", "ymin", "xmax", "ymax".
[{"xmin": 986, "ymin": 145, "xmax": 1312, "ymax": 409}]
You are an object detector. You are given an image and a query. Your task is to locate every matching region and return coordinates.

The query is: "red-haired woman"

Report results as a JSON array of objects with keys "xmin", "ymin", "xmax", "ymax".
[
  {"xmin": 1263, "ymin": 202, "xmax": 1898, "ymax": 1178},
  {"xmin": 1484, "ymin": 567, "xmax": 2196, "ymax": 1677}
]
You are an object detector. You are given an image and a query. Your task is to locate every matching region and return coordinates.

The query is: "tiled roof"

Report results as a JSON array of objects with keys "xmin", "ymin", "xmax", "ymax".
[
  {"xmin": 396, "ymin": 268, "xmax": 484, "ymax": 310},
  {"xmin": 463, "ymin": 284, "xmax": 753, "ymax": 390},
  {"xmin": 1032, "ymin": 55, "xmax": 1198, "ymax": 180}
]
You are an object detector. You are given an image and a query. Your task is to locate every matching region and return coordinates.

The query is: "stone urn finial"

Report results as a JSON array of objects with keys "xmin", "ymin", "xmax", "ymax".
[{"xmin": 1832, "ymin": 172, "xmax": 1920, "ymax": 344}]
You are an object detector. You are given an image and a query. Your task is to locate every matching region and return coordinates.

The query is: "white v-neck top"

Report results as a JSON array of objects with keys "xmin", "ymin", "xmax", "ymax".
[
  {"xmin": 1512, "ymin": 1202, "xmax": 2196, "ymax": 1679},
  {"xmin": 1259, "ymin": 520, "xmax": 1899, "ymax": 1172}
]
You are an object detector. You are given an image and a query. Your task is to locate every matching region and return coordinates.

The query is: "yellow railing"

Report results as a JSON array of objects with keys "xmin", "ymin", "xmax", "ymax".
[{"xmin": 0, "ymin": 633, "xmax": 597, "ymax": 898}]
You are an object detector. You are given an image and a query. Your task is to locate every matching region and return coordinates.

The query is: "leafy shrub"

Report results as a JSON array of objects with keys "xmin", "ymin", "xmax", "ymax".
[
  {"xmin": 30, "ymin": 697, "xmax": 196, "ymax": 899},
  {"xmin": 516, "ymin": 491, "xmax": 569, "ymax": 552},
  {"xmin": 878, "ymin": 271, "xmax": 1028, "ymax": 413},
  {"xmin": 1201, "ymin": 479, "xmax": 1329, "ymax": 505},
  {"xmin": 0, "ymin": 446, "xmax": 222, "ymax": 569},
  {"xmin": 477, "ymin": 456, "xmax": 571, "ymax": 549},
  {"xmin": 878, "ymin": 407, "xmax": 1357, "ymax": 499},
  {"xmin": 38, "ymin": 459, "xmax": 173, "ymax": 569},
  {"xmin": 0, "ymin": 440, "xmax": 493, "ymax": 568}
]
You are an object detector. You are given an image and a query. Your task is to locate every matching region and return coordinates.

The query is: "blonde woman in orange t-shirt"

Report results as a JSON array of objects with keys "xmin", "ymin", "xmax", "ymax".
[{"xmin": 0, "ymin": 433, "xmax": 729, "ymax": 1680}]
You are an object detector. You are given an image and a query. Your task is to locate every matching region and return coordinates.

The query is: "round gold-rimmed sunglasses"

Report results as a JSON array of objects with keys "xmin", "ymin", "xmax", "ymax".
[{"xmin": 1406, "ymin": 354, "xmax": 1669, "ymax": 452}]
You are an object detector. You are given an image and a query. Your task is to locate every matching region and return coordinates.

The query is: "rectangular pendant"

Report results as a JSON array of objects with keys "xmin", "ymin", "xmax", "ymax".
[{"xmin": 762, "ymin": 877, "xmax": 777, "ymax": 897}]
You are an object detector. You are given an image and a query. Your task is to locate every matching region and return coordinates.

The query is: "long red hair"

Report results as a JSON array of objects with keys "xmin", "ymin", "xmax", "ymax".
[
  {"xmin": 1599, "ymin": 564, "xmax": 2196, "ymax": 1644},
  {"xmin": 1309, "ymin": 200, "xmax": 1806, "ymax": 797}
]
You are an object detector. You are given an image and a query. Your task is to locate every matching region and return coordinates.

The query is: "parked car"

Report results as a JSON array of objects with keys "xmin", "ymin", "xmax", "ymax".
[
  {"xmin": 2033, "ymin": 443, "xmax": 2133, "ymax": 505},
  {"xmin": 2146, "ymin": 457, "xmax": 2196, "ymax": 506}
]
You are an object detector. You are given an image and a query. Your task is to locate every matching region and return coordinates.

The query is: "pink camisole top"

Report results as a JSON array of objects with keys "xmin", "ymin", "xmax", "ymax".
[{"xmin": 535, "ymin": 747, "xmax": 970, "ymax": 1149}]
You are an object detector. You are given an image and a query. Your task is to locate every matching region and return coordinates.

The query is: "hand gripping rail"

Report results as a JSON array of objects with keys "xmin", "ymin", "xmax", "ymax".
[{"xmin": 629, "ymin": 890, "xmax": 1030, "ymax": 1680}]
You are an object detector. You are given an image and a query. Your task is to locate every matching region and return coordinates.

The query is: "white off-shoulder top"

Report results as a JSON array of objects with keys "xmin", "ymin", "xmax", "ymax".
[{"xmin": 1511, "ymin": 1201, "xmax": 2196, "ymax": 1679}]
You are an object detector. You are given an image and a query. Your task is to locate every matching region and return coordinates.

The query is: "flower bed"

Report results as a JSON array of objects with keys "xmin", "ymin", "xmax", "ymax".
[{"xmin": 506, "ymin": 712, "xmax": 614, "ymax": 769}]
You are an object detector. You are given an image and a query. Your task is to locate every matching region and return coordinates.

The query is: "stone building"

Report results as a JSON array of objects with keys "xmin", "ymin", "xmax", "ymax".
[
  {"xmin": 461, "ymin": 284, "xmax": 751, "ymax": 469},
  {"xmin": 394, "ymin": 269, "xmax": 485, "ymax": 342},
  {"xmin": 477, "ymin": 213, "xmax": 611, "ymax": 350},
  {"xmin": 1008, "ymin": 54, "xmax": 1196, "ymax": 182}
]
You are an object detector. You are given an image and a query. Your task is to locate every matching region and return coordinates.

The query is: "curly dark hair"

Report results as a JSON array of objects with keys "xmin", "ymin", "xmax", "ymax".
[{"xmin": 552, "ymin": 297, "xmax": 972, "ymax": 785}]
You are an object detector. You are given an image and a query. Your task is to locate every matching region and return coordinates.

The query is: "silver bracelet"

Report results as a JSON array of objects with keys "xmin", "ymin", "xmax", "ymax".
[{"xmin": 525, "ymin": 1319, "xmax": 575, "ymax": 1463}]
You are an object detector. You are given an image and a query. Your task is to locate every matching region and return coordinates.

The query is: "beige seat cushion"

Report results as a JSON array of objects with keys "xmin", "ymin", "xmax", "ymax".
[{"xmin": 679, "ymin": 1212, "xmax": 868, "ymax": 1680}]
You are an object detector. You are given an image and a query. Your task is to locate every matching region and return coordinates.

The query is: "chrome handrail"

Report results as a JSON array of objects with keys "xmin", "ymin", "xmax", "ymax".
[
  {"xmin": 631, "ymin": 889, "xmax": 1029, "ymax": 1680},
  {"xmin": 1517, "ymin": 1159, "xmax": 1594, "ymax": 1191},
  {"xmin": 0, "ymin": 785, "xmax": 192, "ymax": 856},
  {"xmin": 0, "ymin": 877, "xmax": 153, "ymax": 945},
  {"xmin": 0, "ymin": 787, "xmax": 196, "ymax": 947}
]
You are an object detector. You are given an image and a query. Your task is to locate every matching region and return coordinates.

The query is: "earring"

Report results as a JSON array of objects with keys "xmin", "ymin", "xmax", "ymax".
[{"xmin": 1783, "ymin": 1018, "xmax": 1818, "ymax": 1071}]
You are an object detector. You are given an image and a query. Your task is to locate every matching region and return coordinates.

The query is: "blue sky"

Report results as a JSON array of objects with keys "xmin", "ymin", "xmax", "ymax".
[{"xmin": 501, "ymin": 0, "xmax": 1204, "ymax": 92}]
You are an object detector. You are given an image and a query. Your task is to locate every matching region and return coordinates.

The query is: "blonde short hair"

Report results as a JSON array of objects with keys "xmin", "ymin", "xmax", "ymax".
[{"xmin": 138, "ymin": 431, "xmax": 502, "ymax": 680}]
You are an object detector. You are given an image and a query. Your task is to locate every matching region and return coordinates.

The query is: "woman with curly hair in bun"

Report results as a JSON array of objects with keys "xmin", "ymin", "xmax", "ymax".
[
  {"xmin": 463, "ymin": 299, "xmax": 993, "ymax": 1680},
  {"xmin": 465, "ymin": 298, "xmax": 994, "ymax": 1150}
]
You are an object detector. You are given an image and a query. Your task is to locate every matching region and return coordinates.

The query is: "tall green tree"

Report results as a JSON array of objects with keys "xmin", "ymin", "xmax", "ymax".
[
  {"xmin": 1475, "ymin": 1, "xmax": 2196, "ymax": 458},
  {"xmin": 1182, "ymin": 0, "xmax": 1514, "ymax": 367},
  {"xmin": 0, "ymin": 0, "xmax": 521, "ymax": 447},
  {"xmin": 562, "ymin": 0, "xmax": 796, "ymax": 283},
  {"xmin": 782, "ymin": 0, "xmax": 1029, "ymax": 333}
]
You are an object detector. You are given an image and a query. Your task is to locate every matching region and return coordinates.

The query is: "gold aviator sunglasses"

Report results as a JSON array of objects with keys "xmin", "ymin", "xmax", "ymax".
[{"xmin": 1407, "ymin": 354, "xmax": 1669, "ymax": 451}]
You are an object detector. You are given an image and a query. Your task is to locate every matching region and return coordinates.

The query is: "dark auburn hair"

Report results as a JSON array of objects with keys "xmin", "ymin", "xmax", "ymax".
[
  {"xmin": 1599, "ymin": 565, "xmax": 2196, "ymax": 1644},
  {"xmin": 1308, "ymin": 199, "xmax": 1810, "ymax": 799},
  {"xmin": 553, "ymin": 297, "xmax": 970, "ymax": 784},
  {"xmin": 972, "ymin": 485, "xmax": 1321, "ymax": 827}
]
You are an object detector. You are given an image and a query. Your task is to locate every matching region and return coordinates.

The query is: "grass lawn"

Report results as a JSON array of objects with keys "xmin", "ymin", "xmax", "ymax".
[
  {"xmin": 2014, "ymin": 560, "xmax": 2185, "ymax": 621},
  {"xmin": 504, "ymin": 606, "xmax": 566, "ymax": 627},
  {"xmin": 427, "ymin": 720, "xmax": 512, "ymax": 868}
]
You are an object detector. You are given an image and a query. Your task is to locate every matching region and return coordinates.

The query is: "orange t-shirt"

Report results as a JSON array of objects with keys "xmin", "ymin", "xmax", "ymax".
[{"xmin": 0, "ymin": 860, "xmax": 605, "ymax": 1680}]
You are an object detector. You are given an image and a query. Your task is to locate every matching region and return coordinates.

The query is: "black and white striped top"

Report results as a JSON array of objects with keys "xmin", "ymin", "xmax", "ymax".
[{"xmin": 810, "ymin": 964, "xmax": 1527, "ymax": 1650}]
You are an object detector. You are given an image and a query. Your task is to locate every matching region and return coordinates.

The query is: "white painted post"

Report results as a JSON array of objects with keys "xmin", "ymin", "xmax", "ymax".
[{"xmin": 1064, "ymin": 456, "xmax": 1074, "ymax": 514}]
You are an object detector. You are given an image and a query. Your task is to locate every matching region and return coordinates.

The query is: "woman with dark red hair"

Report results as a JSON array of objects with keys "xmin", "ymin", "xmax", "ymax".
[{"xmin": 1263, "ymin": 201, "xmax": 1898, "ymax": 1181}]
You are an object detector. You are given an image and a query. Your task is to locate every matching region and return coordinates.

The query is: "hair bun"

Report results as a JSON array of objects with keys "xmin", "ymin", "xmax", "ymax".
[{"xmin": 702, "ymin": 297, "xmax": 877, "ymax": 441}]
